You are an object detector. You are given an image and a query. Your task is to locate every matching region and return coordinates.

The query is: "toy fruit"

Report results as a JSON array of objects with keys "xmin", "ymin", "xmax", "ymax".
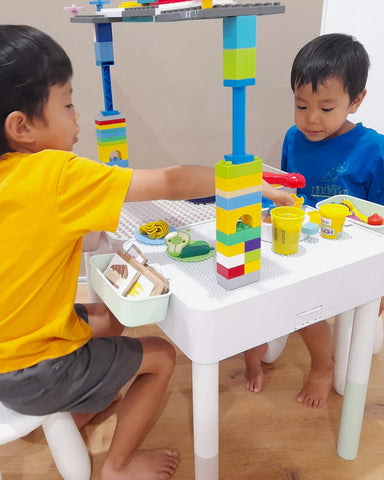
[{"xmin": 367, "ymin": 213, "xmax": 384, "ymax": 225}]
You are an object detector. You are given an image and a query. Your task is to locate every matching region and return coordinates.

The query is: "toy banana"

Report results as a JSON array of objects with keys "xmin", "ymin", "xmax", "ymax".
[{"xmin": 340, "ymin": 199, "xmax": 368, "ymax": 223}]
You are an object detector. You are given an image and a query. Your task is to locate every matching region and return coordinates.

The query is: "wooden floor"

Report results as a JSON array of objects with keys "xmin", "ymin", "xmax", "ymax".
[{"xmin": 1, "ymin": 284, "xmax": 384, "ymax": 480}]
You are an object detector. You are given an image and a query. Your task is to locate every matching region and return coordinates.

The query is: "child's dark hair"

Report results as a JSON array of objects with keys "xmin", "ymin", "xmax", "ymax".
[
  {"xmin": 0, "ymin": 25, "xmax": 72, "ymax": 154},
  {"xmin": 291, "ymin": 33, "xmax": 370, "ymax": 102}
]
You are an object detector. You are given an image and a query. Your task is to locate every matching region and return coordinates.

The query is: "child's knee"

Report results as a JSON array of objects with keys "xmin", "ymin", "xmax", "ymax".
[
  {"xmin": 140, "ymin": 337, "xmax": 176, "ymax": 375},
  {"xmin": 158, "ymin": 338, "xmax": 176, "ymax": 370}
]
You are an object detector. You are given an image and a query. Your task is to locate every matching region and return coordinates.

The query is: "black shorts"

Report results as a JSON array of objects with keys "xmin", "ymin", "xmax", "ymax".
[{"xmin": 0, "ymin": 304, "xmax": 143, "ymax": 415}]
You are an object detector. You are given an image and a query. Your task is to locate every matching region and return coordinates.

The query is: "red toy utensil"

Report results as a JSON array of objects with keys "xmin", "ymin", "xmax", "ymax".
[{"xmin": 263, "ymin": 172, "xmax": 306, "ymax": 188}]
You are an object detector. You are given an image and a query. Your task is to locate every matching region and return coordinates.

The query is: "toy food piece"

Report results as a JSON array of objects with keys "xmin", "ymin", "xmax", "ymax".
[
  {"xmin": 179, "ymin": 241, "xmax": 213, "ymax": 258},
  {"xmin": 139, "ymin": 220, "xmax": 169, "ymax": 239},
  {"xmin": 262, "ymin": 172, "xmax": 306, "ymax": 188},
  {"xmin": 290, "ymin": 193, "xmax": 304, "ymax": 209},
  {"xmin": 340, "ymin": 199, "xmax": 368, "ymax": 223},
  {"xmin": 165, "ymin": 231, "xmax": 190, "ymax": 257},
  {"xmin": 368, "ymin": 213, "xmax": 384, "ymax": 225},
  {"xmin": 165, "ymin": 231, "xmax": 214, "ymax": 261},
  {"xmin": 307, "ymin": 210, "xmax": 321, "ymax": 226}
]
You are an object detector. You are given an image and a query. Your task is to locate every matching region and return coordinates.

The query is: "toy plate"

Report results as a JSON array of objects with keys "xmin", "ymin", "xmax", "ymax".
[{"xmin": 134, "ymin": 225, "xmax": 176, "ymax": 245}]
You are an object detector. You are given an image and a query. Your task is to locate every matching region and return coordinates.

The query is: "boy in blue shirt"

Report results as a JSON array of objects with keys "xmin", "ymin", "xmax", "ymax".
[{"xmin": 245, "ymin": 33, "xmax": 384, "ymax": 408}]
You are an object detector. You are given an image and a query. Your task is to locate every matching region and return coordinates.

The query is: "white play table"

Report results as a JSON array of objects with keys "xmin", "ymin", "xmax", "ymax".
[{"xmin": 88, "ymin": 200, "xmax": 384, "ymax": 480}]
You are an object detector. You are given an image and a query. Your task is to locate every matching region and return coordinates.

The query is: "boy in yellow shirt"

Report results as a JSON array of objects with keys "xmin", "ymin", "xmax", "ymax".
[{"xmin": 0, "ymin": 25, "xmax": 292, "ymax": 480}]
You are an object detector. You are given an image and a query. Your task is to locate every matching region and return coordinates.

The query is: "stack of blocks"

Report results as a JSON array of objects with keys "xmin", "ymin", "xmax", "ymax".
[
  {"xmin": 94, "ymin": 22, "xmax": 129, "ymax": 166},
  {"xmin": 216, "ymin": 15, "xmax": 262, "ymax": 290}
]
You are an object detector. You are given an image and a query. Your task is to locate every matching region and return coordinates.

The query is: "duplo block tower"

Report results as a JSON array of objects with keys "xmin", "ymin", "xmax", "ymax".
[
  {"xmin": 216, "ymin": 15, "xmax": 262, "ymax": 290},
  {"xmin": 93, "ymin": 19, "xmax": 129, "ymax": 167}
]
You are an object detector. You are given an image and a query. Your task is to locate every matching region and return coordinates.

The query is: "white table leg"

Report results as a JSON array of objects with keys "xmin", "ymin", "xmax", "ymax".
[
  {"xmin": 372, "ymin": 315, "xmax": 383, "ymax": 355},
  {"xmin": 337, "ymin": 298, "xmax": 380, "ymax": 460},
  {"xmin": 333, "ymin": 309, "xmax": 354, "ymax": 395},
  {"xmin": 192, "ymin": 362, "xmax": 219, "ymax": 480}
]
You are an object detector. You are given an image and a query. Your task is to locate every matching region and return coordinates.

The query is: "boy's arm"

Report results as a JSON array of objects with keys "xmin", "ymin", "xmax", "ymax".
[
  {"xmin": 262, "ymin": 180, "xmax": 295, "ymax": 206},
  {"xmin": 124, "ymin": 166, "xmax": 294, "ymax": 206},
  {"xmin": 125, "ymin": 165, "xmax": 215, "ymax": 202}
]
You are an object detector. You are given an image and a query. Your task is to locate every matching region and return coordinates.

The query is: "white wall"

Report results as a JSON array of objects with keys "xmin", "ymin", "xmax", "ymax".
[{"xmin": 321, "ymin": 0, "xmax": 384, "ymax": 134}]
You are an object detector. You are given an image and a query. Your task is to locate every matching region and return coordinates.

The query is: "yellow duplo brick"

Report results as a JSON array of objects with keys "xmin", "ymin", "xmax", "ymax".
[
  {"xmin": 202, "ymin": 0, "xmax": 212, "ymax": 8},
  {"xmin": 95, "ymin": 122, "xmax": 126, "ymax": 130},
  {"xmin": 216, "ymin": 173, "xmax": 262, "ymax": 192},
  {"xmin": 216, "ymin": 241, "xmax": 244, "ymax": 257},
  {"xmin": 119, "ymin": 1, "xmax": 139, "ymax": 7},
  {"xmin": 97, "ymin": 142, "xmax": 128, "ymax": 164},
  {"xmin": 244, "ymin": 259, "xmax": 261, "ymax": 274},
  {"xmin": 241, "ymin": 206, "xmax": 261, "ymax": 228},
  {"xmin": 216, "ymin": 204, "xmax": 261, "ymax": 234}
]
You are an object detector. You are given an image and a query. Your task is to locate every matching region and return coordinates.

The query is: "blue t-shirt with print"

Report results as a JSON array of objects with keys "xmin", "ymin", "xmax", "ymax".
[{"xmin": 281, "ymin": 123, "xmax": 384, "ymax": 207}]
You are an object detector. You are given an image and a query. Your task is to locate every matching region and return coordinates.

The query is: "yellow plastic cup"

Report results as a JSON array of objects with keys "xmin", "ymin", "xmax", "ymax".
[
  {"xmin": 270, "ymin": 207, "xmax": 305, "ymax": 255},
  {"xmin": 319, "ymin": 204, "xmax": 350, "ymax": 239}
]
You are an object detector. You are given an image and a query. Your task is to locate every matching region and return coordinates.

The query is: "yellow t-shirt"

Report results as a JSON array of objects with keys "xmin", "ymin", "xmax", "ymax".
[{"xmin": 0, "ymin": 150, "xmax": 132, "ymax": 373}]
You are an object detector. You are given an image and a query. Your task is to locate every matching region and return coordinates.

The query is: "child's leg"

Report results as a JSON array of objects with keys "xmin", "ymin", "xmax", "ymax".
[
  {"xmin": 71, "ymin": 303, "xmax": 125, "ymax": 429},
  {"xmin": 84, "ymin": 302, "xmax": 125, "ymax": 338},
  {"xmin": 244, "ymin": 344, "xmax": 268, "ymax": 393},
  {"xmin": 297, "ymin": 320, "xmax": 334, "ymax": 408},
  {"xmin": 101, "ymin": 336, "xmax": 179, "ymax": 480}
]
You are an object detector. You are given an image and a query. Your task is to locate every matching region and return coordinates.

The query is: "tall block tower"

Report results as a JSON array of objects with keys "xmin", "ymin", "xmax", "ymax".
[
  {"xmin": 93, "ymin": 22, "xmax": 129, "ymax": 167},
  {"xmin": 216, "ymin": 15, "xmax": 262, "ymax": 290}
]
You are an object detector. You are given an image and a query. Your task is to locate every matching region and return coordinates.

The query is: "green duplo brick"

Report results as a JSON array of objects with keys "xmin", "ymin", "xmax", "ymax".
[
  {"xmin": 223, "ymin": 48, "xmax": 256, "ymax": 80},
  {"xmin": 217, "ymin": 226, "xmax": 261, "ymax": 245},
  {"xmin": 215, "ymin": 157, "xmax": 263, "ymax": 179},
  {"xmin": 245, "ymin": 249, "xmax": 261, "ymax": 263}
]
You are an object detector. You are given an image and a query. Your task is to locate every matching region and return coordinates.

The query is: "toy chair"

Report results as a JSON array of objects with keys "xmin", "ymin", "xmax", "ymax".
[{"xmin": 0, "ymin": 402, "xmax": 91, "ymax": 480}]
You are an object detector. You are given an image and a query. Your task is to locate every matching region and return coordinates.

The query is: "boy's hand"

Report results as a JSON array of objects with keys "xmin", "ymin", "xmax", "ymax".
[{"xmin": 262, "ymin": 180, "xmax": 295, "ymax": 207}]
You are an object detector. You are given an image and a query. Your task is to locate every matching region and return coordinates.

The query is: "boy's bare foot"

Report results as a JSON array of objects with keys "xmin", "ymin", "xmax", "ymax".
[
  {"xmin": 101, "ymin": 448, "xmax": 179, "ymax": 480},
  {"xmin": 296, "ymin": 366, "xmax": 333, "ymax": 408},
  {"xmin": 244, "ymin": 343, "xmax": 268, "ymax": 393}
]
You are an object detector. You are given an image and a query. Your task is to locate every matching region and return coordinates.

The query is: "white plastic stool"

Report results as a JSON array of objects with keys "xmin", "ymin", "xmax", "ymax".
[{"xmin": 0, "ymin": 402, "xmax": 91, "ymax": 480}]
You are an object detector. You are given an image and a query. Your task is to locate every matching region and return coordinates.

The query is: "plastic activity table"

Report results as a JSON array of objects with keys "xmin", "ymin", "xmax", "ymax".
[{"xmin": 89, "ymin": 201, "xmax": 384, "ymax": 480}]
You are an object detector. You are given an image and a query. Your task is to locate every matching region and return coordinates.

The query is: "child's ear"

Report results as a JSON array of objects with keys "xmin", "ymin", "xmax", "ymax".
[
  {"xmin": 349, "ymin": 89, "xmax": 367, "ymax": 114},
  {"xmin": 4, "ymin": 111, "xmax": 36, "ymax": 147}
]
